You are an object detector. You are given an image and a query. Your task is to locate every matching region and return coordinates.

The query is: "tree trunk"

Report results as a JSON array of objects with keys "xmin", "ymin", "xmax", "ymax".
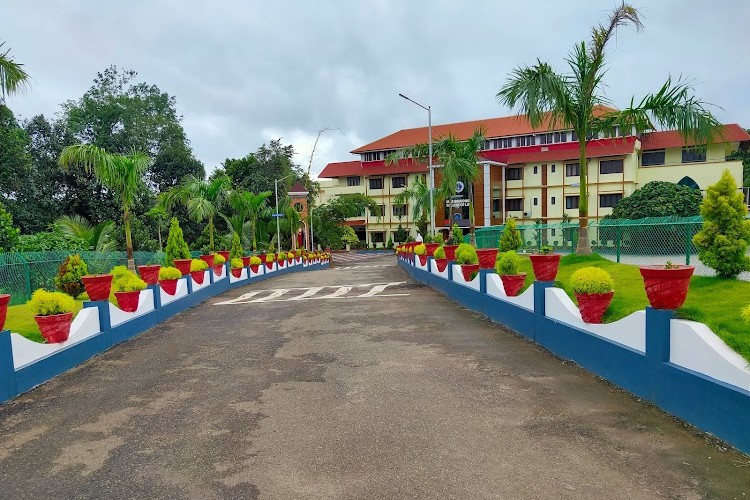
[
  {"xmin": 468, "ymin": 181, "xmax": 476, "ymax": 246},
  {"xmin": 576, "ymin": 140, "xmax": 592, "ymax": 254},
  {"xmin": 124, "ymin": 206, "xmax": 135, "ymax": 271},
  {"xmin": 251, "ymin": 219, "xmax": 257, "ymax": 253},
  {"xmin": 208, "ymin": 216, "xmax": 215, "ymax": 251},
  {"xmin": 157, "ymin": 221, "xmax": 163, "ymax": 252}
]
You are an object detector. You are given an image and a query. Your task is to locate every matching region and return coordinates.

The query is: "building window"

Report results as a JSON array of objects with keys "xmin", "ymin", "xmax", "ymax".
[
  {"xmin": 641, "ymin": 150, "xmax": 665, "ymax": 166},
  {"xmin": 492, "ymin": 187, "xmax": 501, "ymax": 214},
  {"xmin": 506, "ymin": 167, "xmax": 522, "ymax": 180},
  {"xmin": 392, "ymin": 204, "xmax": 407, "ymax": 217},
  {"xmin": 506, "ymin": 198, "xmax": 523, "ymax": 211},
  {"xmin": 565, "ymin": 163, "xmax": 580, "ymax": 177},
  {"xmin": 565, "ymin": 196, "xmax": 579, "ymax": 209},
  {"xmin": 551, "ymin": 196, "xmax": 556, "ymax": 205},
  {"xmin": 600, "ymin": 193, "xmax": 623, "ymax": 208},
  {"xmin": 533, "ymin": 166, "xmax": 538, "ymax": 175},
  {"xmin": 599, "ymin": 159, "xmax": 624, "ymax": 174},
  {"xmin": 571, "ymin": 131, "xmax": 578, "ymax": 141},
  {"xmin": 551, "ymin": 228, "xmax": 556, "ymax": 236},
  {"xmin": 369, "ymin": 177, "xmax": 383, "ymax": 190},
  {"xmin": 370, "ymin": 205, "xmax": 385, "ymax": 217},
  {"xmin": 293, "ymin": 202, "xmax": 304, "ymax": 212},
  {"xmin": 362, "ymin": 152, "xmax": 380, "ymax": 162},
  {"xmin": 682, "ymin": 147, "xmax": 706, "ymax": 163},
  {"xmin": 533, "ymin": 197, "xmax": 538, "ymax": 206},
  {"xmin": 539, "ymin": 133, "xmax": 553, "ymax": 145},
  {"xmin": 518, "ymin": 135, "xmax": 535, "ymax": 147},
  {"xmin": 551, "ymin": 165, "xmax": 556, "ymax": 173},
  {"xmin": 370, "ymin": 231, "xmax": 385, "ymax": 243},
  {"xmin": 392, "ymin": 176, "xmax": 406, "ymax": 188},
  {"xmin": 346, "ymin": 176, "xmax": 361, "ymax": 186}
]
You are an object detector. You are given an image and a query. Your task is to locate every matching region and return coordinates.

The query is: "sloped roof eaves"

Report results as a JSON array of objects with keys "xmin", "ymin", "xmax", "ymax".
[
  {"xmin": 479, "ymin": 138, "xmax": 636, "ymax": 164},
  {"xmin": 318, "ymin": 159, "xmax": 427, "ymax": 178},
  {"xmin": 641, "ymin": 124, "xmax": 750, "ymax": 151}
]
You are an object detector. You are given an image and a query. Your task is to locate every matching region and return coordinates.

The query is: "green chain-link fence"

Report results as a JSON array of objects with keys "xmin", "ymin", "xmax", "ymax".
[{"xmin": 0, "ymin": 250, "xmax": 201, "ymax": 305}]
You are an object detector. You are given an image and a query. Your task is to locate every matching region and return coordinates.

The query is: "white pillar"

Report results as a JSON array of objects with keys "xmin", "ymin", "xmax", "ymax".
[{"xmin": 483, "ymin": 162, "xmax": 491, "ymax": 227}]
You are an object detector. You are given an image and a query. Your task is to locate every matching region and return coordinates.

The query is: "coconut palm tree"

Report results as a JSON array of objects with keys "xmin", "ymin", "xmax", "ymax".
[
  {"xmin": 59, "ymin": 145, "xmax": 149, "ymax": 269},
  {"xmin": 393, "ymin": 175, "xmax": 443, "ymax": 237},
  {"xmin": 54, "ymin": 215, "xmax": 116, "ymax": 252},
  {"xmin": 496, "ymin": 3, "xmax": 720, "ymax": 254},
  {"xmin": 0, "ymin": 42, "xmax": 31, "ymax": 103},
  {"xmin": 160, "ymin": 174, "xmax": 232, "ymax": 252},
  {"xmin": 284, "ymin": 204, "xmax": 302, "ymax": 250}
]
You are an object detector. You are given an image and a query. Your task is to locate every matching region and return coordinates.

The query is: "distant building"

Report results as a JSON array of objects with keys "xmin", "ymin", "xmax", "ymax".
[{"xmin": 318, "ymin": 108, "xmax": 749, "ymax": 245}]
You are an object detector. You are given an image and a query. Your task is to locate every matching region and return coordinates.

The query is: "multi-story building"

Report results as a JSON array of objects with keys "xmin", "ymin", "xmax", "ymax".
[{"xmin": 318, "ymin": 108, "xmax": 749, "ymax": 245}]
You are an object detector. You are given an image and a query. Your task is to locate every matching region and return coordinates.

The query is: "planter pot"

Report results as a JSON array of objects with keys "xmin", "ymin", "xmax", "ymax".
[
  {"xmin": 200, "ymin": 254, "xmax": 214, "ymax": 267},
  {"xmin": 296, "ymin": 257, "xmax": 302, "ymax": 264},
  {"xmin": 529, "ymin": 254, "xmax": 561, "ymax": 282},
  {"xmin": 500, "ymin": 273, "xmax": 526, "ymax": 297},
  {"xmin": 435, "ymin": 258, "xmax": 448, "ymax": 273},
  {"xmin": 417, "ymin": 254, "xmax": 428, "ymax": 266},
  {"xmin": 425, "ymin": 243, "xmax": 440, "ymax": 257},
  {"xmin": 287, "ymin": 257, "xmax": 294, "ymax": 263},
  {"xmin": 217, "ymin": 251, "xmax": 230, "ymax": 262},
  {"xmin": 35, "ymin": 312, "xmax": 73, "ymax": 343},
  {"xmin": 191, "ymin": 270, "xmax": 205, "ymax": 284},
  {"xmin": 213, "ymin": 264, "xmax": 224, "ymax": 276},
  {"xmin": 460, "ymin": 263, "xmax": 480, "ymax": 282},
  {"xmin": 575, "ymin": 291, "xmax": 614, "ymax": 324},
  {"xmin": 265, "ymin": 261, "xmax": 275, "ymax": 270},
  {"xmin": 159, "ymin": 279, "xmax": 178, "ymax": 296},
  {"xmin": 476, "ymin": 248, "xmax": 498, "ymax": 269},
  {"xmin": 114, "ymin": 290, "xmax": 141, "ymax": 313},
  {"xmin": 639, "ymin": 265, "xmax": 694, "ymax": 309},
  {"xmin": 81, "ymin": 274, "xmax": 113, "ymax": 301},
  {"xmin": 0, "ymin": 294, "xmax": 10, "ymax": 331},
  {"xmin": 443, "ymin": 245, "xmax": 459, "ymax": 261},
  {"xmin": 174, "ymin": 259, "xmax": 192, "ymax": 276},
  {"xmin": 250, "ymin": 264, "xmax": 260, "ymax": 274},
  {"xmin": 231, "ymin": 267, "xmax": 243, "ymax": 278},
  {"xmin": 137, "ymin": 265, "xmax": 160, "ymax": 285},
  {"xmin": 241, "ymin": 256, "xmax": 251, "ymax": 267}
]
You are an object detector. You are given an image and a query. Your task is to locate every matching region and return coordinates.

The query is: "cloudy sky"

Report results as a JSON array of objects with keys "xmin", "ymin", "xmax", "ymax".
[{"xmin": 2, "ymin": 1, "xmax": 748, "ymax": 177}]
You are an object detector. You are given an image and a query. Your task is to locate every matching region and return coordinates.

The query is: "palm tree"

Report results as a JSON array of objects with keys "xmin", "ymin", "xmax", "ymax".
[
  {"xmin": 59, "ymin": 145, "xmax": 149, "ymax": 269},
  {"xmin": 284, "ymin": 205, "xmax": 302, "ymax": 250},
  {"xmin": 160, "ymin": 174, "xmax": 232, "ymax": 251},
  {"xmin": 54, "ymin": 215, "xmax": 116, "ymax": 252},
  {"xmin": 393, "ymin": 175, "xmax": 443, "ymax": 236},
  {"xmin": 496, "ymin": 3, "xmax": 720, "ymax": 254},
  {"xmin": 0, "ymin": 42, "xmax": 31, "ymax": 103},
  {"xmin": 221, "ymin": 190, "xmax": 272, "ymax": 253}
]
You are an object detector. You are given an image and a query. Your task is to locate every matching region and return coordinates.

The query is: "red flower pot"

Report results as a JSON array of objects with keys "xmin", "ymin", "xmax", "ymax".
[
  {"xmin": 287, "ymin": 257, "xmax": 294, "ymax": 263},
  {"xmin": 35, "ymin": 312, "xmax": 73, "ymax": 343},
  {"xmin": 639, "ymin": 265, "xmax": 694, "ymax": 310},
  {"xmin": 265, "ymin": 261, "xmax": 274, "ymax": 270},
  {"xmin": 231, "ymin": 267, "xmax": 243, "ymax": 278},
  {"xmin": 114, "ymin": 290, "xmax": 141, "ymax": 313},
  {"xmin": 137, "ymin": 265, "xmax": 160, "ymax": 285},
  {"xmin": 476, "ymin": 248, "xmax": 498, "ymax": 269},
  {"xmin": 250, "ymin": 264, "xmax": 260, "ymax": 274},
  {"xmin": 0, "ymin": 294, "xmax": 10, "ymax": 331},
  {"xmin": 576, "ymin": 291, "xmax": 614, "ymax": 324},
  {"xmin": 435, "ymin": 258, "xmax": 448, "ymax": 273},
  {"xmin": 425, "ymin": 243, "xmax": 440, "ymax": 257},
  {"xmin": 174, "ymin": 259, "xmax": 192, "ymax": 276},
  {"xmin": 81, "ymin": 274, "xmax": 113, "ymax": 301},
  {"xmin": 191, "ymin": 270, "xmax": 205, "ymax": 284},
  {"xmin": 200, "ymin": 254, "xmax": 215, "ymax": 267},
  {"xmin": 443, "ymin": 245, "xmax": 459, "ymax": 261},
  {"xmin": 241, "ymin": 256, "xmax": 251, "ymax": 267},
  {"xmin": 460, "ymin": 264, "xmax": 480, "ymax": 282},
  {"xmin": 259, "ymin": 254, "xmax": 267, "ymax": 263},
  {"xmin": 213, "ymin": 264, "xmax": 224, "ymax": 276},
  {"xmin": 500, "ymin": 273, "xmax": 526, "ymax": 297},
  {"xmin": 529, "ymin": 254, "xmax": 561, "ymax": 282},
  {"xmin": 217, "ymin": 251, "xmax": 230, "ymax": 262},
  {"xmin": 417, "ymin": 255, "xmax": 428, "ymax": 266},
  {"xmin": 159, "ymin": 279, "xmax": 178, "ymax": 296}
]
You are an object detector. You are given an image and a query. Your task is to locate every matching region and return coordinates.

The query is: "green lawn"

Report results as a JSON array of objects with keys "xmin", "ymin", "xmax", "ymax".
[{"xmin": 513, "ymin": 253, "xmax": 750, "ymax": 362}]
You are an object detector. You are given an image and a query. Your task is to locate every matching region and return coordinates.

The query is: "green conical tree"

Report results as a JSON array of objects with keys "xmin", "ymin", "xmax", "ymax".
[
  {"xmin": 165, "ymin": 217, "xmax": 190, "ymax": 267},
  {"xmin": 498, "ymin": 217, "xmax": 522, "ymax": 252},
  {"xmin": 229, "ymin": 231, "xmax": 243, "ymax": 260}
]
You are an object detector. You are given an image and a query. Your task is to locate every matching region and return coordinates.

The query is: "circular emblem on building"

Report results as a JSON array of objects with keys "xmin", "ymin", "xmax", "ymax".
[{"xmin": 456, "ymin": 181, "xmax": 465, "ymax": 193}]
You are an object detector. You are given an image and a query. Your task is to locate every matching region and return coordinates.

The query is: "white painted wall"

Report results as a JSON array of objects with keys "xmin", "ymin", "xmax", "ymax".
[
  {"xmin": 160, "ymin": 278, "xmax": 188, "ymax": 306},
  {"xmin": 486, "ymin": 274, "xmax": 533, "ymax": 311},
  {"xmin": 190, "ymin": 271, "xmax": 211, "ymax": 291},
  {"xmin": 229, "ymin": 268, "xmax": 248, "ymax": 283},
  {"xmin": 109, "ymin": 289, "xmax": 156, "ymax": 327},
  {"xmin": 451, "ymin": 264, "xmax": 480, "ymax": 291},
  {"xmin": 430, "ymin": 259, "xmax": 450, "ymax": 280}
]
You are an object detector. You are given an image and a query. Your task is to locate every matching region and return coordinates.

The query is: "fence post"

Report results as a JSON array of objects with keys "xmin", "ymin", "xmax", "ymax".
[
  {"xmin": 685, "ymin": 224, "xmax": 691, "ymax": 265},
  {"xmin": 0, "ymin": 329, "xmax": 17, "ymax": 402},
  {"xmin": 19, "ymin": 254, "xmax": 31, "ymax": 303},
  {"xmin": 616, "ymin": 225, "xmax": 622, "ymax": 263}
]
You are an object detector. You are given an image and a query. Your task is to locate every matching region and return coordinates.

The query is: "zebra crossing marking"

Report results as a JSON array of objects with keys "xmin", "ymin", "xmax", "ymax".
[{"xmin": 214, "ymin": 282, "xmax": 407, "ymax": 304}]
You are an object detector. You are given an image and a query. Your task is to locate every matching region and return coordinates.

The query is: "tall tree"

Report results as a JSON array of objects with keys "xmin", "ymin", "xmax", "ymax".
[
  {"xmin": 223, "ymin": 139, "xmax": 302, "ymax": 196},
  {"xmin": 219, "ymin": 190, "xmax": 271, "ymax": 253},
  {"xmin": 0, "ymin": 41, "xmax": 31, "ymax": 102},
  {"xmin": 59, "ymin": 144, "xmax": 150, "ymax": 269},
  {"xmin": 496, "ymin": 3, "xmax": 720, "ymax": 253},
  {"xmin": 0, "ymin": 105, "xmax": 31, "ymax": 202},
  {"xmin": 392, "ymin": 175, "xmax": 442, "ymax": 237}
]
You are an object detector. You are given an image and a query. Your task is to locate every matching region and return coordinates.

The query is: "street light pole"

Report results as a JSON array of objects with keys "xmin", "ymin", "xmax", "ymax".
[{"xmin": 399, "ymin": 93, "xmax": 434, "ymax": 236}]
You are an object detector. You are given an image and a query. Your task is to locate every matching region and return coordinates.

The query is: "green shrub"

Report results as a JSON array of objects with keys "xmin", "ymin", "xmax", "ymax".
[
  {"xmin": 608, "ymin": 181, "xmax": 702, "ymax": 219},
  {"xmin": 341, "ymin": 226, "xmax": 359, "ymax": 245},
  {"xmin": 450, "ymin": 224, "xmax": 463, "ymax": 245},
  {"xmin": 229, "ymin": 232, "xmax": 243, "ymax": 260},
  {"xmin": 249, "ymin": 256, "xmax": 262, "ymax": 265},
  {"xmin": 190, "ymin": 259, "xmax": 209, "ymax": 272},
  {"xmin": 266, "ymin": 252, "xmax": 276, "ymax": 262},
  {"xmin": 54, "ymin": 254, "xmax": 88, "ymax": 299},
  {"xmin": 693, "ymin": 170, "xmax": 750, "ymax": 278},
  {"xmin": 277, "ymin": 252, "xmax": 286, "ymax": 261},
  {"xmin": 30, "ymin": 289, "xmax": 76, "ymax": 316},
  {"xmin": 287, "ymin": 251, "xmax": 295, "ymax": 259},
  {"xmin": 213, "ymin": 253, "xmax": 226, "ymax": 265},
  {"xmin": 114, "ymin": 273, "xmax": 147, "ymax": 293},
  {"xmin": 431, "ymin": 233, "xmax": 444, "ymax": 244},
  {"xmin": 394, "ymin": 225, "xmax": 408, "ymax": 243},
  {"xmin": 158, "ymin": 267, "xmax": 182, "ymax": 280},
  {"xmin": 165, "ymin": 218, "xmax": 190, "ymax": 266},
  {"xmin": 230, "ymin": 257, "xmax": 244, "ymax": 269},
  {"xmin": 570, "ymin": 267, "xmax": 614, "ymax": 294},
  {"xmin": 455, "ymin": 243, "xmax": 478, "ymax": 265},
  {"xmin": 414, "ymin": 243, "xmax": 427, "ymax": 256},
  {"xmin": 0, "ymin": 201, "xmax": 19, "ymax": 251},
  {"xmin": 434, "ymin": 245, "xmax": 446, "ymax": 259},
  {"xmin": 498, "ymin": 218, "xmax": 522, "ymax": 252},
  {"xmin": 16, "ymin": 231, "xmax": 88, "ymax": 251},
  {"xmin": 386, "ymin": 236, "xmax": 393, "ymax": 249},
  {"xmin": 495, "ymin": 251, "xmax": 521, "ymax": 276}
]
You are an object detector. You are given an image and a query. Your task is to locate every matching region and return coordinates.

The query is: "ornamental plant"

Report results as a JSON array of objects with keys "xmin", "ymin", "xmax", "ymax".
[
  {"xmin": 213, "ymin": 253, "xmax": 226, "ymax": 265},
  {"xmin": 570, "ymin": 267, "xmax": 614, "ymax": 295},
  {"xmin": 229, "ymin": 232, "xmax": 243, "ymax": 260},
  {"xmin": 249, "ymin": 256, "xmax": 262, "ymax": 266},
  {"xmin": 455, "ymin": 243, "xmax": 479, "ymax": 265},
  {"xmin": 450, "ymin": 223, "xmax": 463, "ymax": 245},
  {"xmin": 114, "ymin": 273, "xmax": 147, "ymax": 293},
  {"xmin": 230, "ymin": 257, "xmax": 244, "ymax": 269},
  {"xmin": 266, "ymin": 252, "xmax": 276, "ymax": 262},
  {"xmin": 158, "ymin": 267, "xmax": 182, "ymax": 280},
  {"xmin": 55, "ymin": 254, "xmax": 88, "ymax": 298},
  {"xmin": 30, "ymin": 289, "xmax": 76, "ymax": 316},
  {"xmin": 277, "ymin": 252, "xmax": 286, "ymax": 261},
  {"xmin": 495, "ymin": 251, "xmax": 521, "ymax": 276},
  {"xmin": 693, "ymin": 169, "xmax": 750, "ymax": 278},
  {"xmin": 287, "ymin": 251, "xmax": 295, "ymax": 259},
  {"xmin": 110, "ymin": 265, "xmax": 131, "ymax": 283},
  {"xmin": 431, "ymin": 233, "xmax": 444, "ymax": 244},
  {"xmin": 498, "ymin": 218, "xmax": 522, "ymax": 252},
  {"xmin": 190, "ymin": 259, "xmax": 209, "ymax": 272},
  {"xmin": 165, "ymin": 217, "xmax": 190, "ymax": 266},
  {"xmin": 434, "ymin": 245, "xmax": 446, "ymax": 259},
  {"xmin": 341, "ymin": 226, "xmax": 359, "ymax": 246},
  {"xmin": 414, "ymin": 243, "xmax": 427, "ymax": 256}
]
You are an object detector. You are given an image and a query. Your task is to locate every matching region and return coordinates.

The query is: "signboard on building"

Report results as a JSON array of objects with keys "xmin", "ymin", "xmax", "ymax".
[{"xmin": 444, "ymin": 180, "xmax": 471, "ymax": 228}]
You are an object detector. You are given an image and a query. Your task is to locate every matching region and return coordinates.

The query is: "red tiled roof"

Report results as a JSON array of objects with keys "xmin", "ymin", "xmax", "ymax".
[
  {"xmin": 318, "ymin": 161, "xmax": 362, "ymax": 178},
  {"xmin": 343, "ymin": 219, "xmax": 366, "ymax": 226},
  {"xmin": 480, "ymin": 137, "xmax": 637, "ymax": 165},
  {"xmin": 318, "ymin": 158, "xmax": 427, "ymax": 178},
  {"xmin": 641, "ymin": 124, "xmax": 750, "ymax": 150},
  {"xmin": 351, "ymin": 106, "xmax": 617, "ymax": 153},
  {"xmin": 288, "ymin": 180, "xmax": 308, "ymax": 195}
]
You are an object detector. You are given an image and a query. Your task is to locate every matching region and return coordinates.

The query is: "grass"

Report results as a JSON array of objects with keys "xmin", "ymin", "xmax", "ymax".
[
  {"xmin": 5, "ymin": 298, "xmax": 86, "ymax": 343},
  {"xmin": 511, "ymin": 253, "xmax": 750, "ymax": 363}
]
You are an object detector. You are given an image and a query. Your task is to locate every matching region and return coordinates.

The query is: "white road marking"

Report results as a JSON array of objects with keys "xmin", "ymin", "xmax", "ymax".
[
  {"xmin": 312, "ymin": 286, "xmax": 352, "ymax": 299},
  {"xmin": 356, "ymin": 283, "xmax": 399, "ymax": 297},
  {"xmin": 287, "ymin": 287, "xmax": 325, "ymax": 300},
  {"xmin": 214, "ymin": 282, "xmax": 408, "ymax": 304}
]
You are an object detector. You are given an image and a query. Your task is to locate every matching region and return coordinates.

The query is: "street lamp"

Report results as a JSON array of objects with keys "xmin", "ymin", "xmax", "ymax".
[
  {"xmin": 274, "ymin": 174, "xmax": 294, "ymax": 252},
  {"xmin": 399, "ymin": 93, "xmax": 433, "ymax": 236}
]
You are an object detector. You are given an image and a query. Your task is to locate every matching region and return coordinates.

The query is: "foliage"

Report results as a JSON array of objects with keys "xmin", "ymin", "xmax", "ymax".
[
  {"xmin": 0, "ymin": 104, "xmax": 31, "ymax": 201},
  {"xmin": 158, "ymin": 266, "xmax": 181, "ymax": 280},
  {"xmin": 112, "ymin": 268, "xmax": 146, "ymax": 292},
  {"xmin": 54, "ymin": 215, "xmax": 116, "ymax": 251},
  {"xmin": 390, "ymin": 175, "xmax": 441, "ymax": 236},
  {"xmin": 222, "ymin": 139, "xmax": 302, "ymax": 195},
  {"xmin": 190, "ymin": 258, "xmax": 208, "ymax": 272},
  {"xmin": 455, "ymin": 243, "xmax": 479, "ymax": 265},
  {"xmin": 165, "ymin": 217, "xmax": 190, "ymax": 266},
  {"xmin": 496, "ymin": 4, "xmax": 720, "ymax": 253},
  {"xmin": 313, "ymin": 193, "xmax": 376, "ymax": 249},
  {"xmin": 277, "ymin": 252, "xmax": 286, "ymax": 261},
  {"xmin": 249, "ymin": 256, "xmax": 261, "ymax": 266},
  {"xmin": 29, "ymin": 289, "xmax": 76, "ymax": 316},
  {"xmin": 266, "ymin": 252, "xmax": 276, "ymax": 262},
  {"xmin": 0, "ymin": 42, "xmax": 32, "ymax": 100},
  {"xmin": 0, "ymin": 200, "xmax": 19, "ymax": 251},
  {"xmin": 393, "ymin": 225, "xmax": 408, "ymax": 244},
  {"xmin": 496, "ymin": 251, "xmax": 521, "ymax": 276},
  {"xmin": 498, "ymin": 218, "xmax": 522, "ymax": 252},
  {"xmin": 430, "ymin": 233, "xmax": 444, "ymax": 244},
  {"xmin": 414, "ymin": 243, "xmax": 427, "ymax": 256},
  {"xmin": 693, "ymin": 170, "xmax": 750, "ymax": 278},
  {"xmin": 570, "ymin": 267, "xmax": 614, "ymax": 294},
  {"xmin": 287, "ymin": 251, "xmax": 295, "ymax": 259},
  {"xmin": 608, "ymin": 181, "xmax": 702, "ymax": 219},
  {"xmin": 450, "ymin": 224, "xmax": 463, "ymax": 245},
  {"xmin": 54, "ymin": 254, "xmax": 88, "ymax": 298},
  {"xmin": 213, "ymin": 253, "xmax": 226, "ymax": 265},
  {"xmin": 219, "ymin": 189, "xmax": 271, "ymax": 252},
  {"xmin": 229, "ymin": 232, "xmax": 243, "ymax": 260},
  {"xmin": 434, "ymin": 246, "xmax": 446, "ymax": 259},
  {"xmin": 340, "ymin": 225, "xmax": 359, "ymax": 246},
  {"xmin": 742, "ymin": 304, "xmax": 750, "ymax": 324},
  {"xmin": 230, "ymin": 257, "xmax": 244, "ymax": 269}
]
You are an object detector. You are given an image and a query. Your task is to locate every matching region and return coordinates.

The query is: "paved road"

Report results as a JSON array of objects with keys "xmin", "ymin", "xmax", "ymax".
[{"xmin": 0, "ymin": 256, "xmax": 748, "ymax": 499}]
